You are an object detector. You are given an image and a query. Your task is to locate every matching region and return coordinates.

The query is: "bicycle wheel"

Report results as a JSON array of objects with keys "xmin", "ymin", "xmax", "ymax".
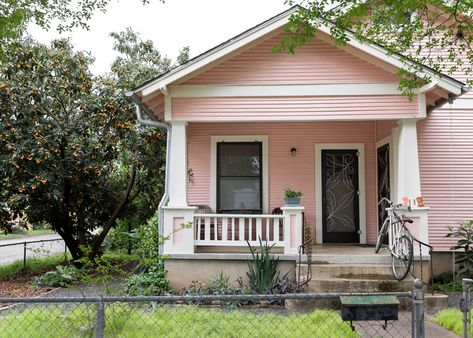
[
  {"xmin": 391, "ymin": 235, "xmax": 413, "ymax": 281},
  {"xmin": 375, "ymin": 218, "xmax": 389, "ymax": 253}
]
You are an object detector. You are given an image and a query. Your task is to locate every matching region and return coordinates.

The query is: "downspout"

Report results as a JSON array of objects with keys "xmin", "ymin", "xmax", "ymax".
[{"xmin": 126, "ymin": 92, "xmax": 171, "ymax": 251}]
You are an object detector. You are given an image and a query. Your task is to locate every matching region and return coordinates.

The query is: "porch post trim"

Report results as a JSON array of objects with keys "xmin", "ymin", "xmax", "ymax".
[
  {"xmin": 168, "ymin": 121, "xmax": 188, "ymax": 207},
  {"xmin": 314, "ymin": 143, "xmax": 366, "ymax": 244}
]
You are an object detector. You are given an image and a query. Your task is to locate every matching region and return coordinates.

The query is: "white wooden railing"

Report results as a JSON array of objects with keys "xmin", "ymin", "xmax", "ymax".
[{"xmin": 194, "ymin": 214, "xmax": 285, "ymax": 247}]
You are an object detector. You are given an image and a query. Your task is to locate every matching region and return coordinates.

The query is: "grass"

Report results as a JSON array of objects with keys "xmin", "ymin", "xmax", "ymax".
[
  {"xmin": 435, "ymin": 308, "xmax": 467, "ymax": 336},
  {"xmin": 0, "ymin": 304, "xmax": 357, "ymax": 337},
  {"xmin": 0, "ymin": 229, "xmax": 54, "ymax": 240},
  {"xmin": 0, "ymin": 254, "xmax": 71, "ymax": 279}
]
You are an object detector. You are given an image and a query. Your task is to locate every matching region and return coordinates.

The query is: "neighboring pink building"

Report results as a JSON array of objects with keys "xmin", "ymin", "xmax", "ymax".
[{"xmin": 128, "ymin": 7, "xmax": 470, "ymax": 286}]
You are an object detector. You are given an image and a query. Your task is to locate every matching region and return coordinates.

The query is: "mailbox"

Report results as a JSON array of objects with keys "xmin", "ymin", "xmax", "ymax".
[{"xmin": 340, "ymin": 295, "xmax": 399, "ymax": 331}]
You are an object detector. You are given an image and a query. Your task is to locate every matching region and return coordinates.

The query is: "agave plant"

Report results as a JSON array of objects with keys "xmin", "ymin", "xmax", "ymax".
[{"xmin": 246, "ymin": 237, "xmax": 279, "ymax": 294}]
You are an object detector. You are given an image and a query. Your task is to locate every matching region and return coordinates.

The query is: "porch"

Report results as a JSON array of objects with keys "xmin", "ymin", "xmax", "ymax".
[{"xmin": 162, "ymin": 119, "xmax": 430, "ymax": 256}]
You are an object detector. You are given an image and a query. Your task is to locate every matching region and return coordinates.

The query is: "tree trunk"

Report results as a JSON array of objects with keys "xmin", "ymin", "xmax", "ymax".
[{"xmin": 89, "ymin": 165, "xmax": 137, "ymax": 258}]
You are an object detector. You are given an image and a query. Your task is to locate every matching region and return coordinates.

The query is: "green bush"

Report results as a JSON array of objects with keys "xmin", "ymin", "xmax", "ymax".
[
  {"xmin": 247, "ymin": 238, "xmax": 279, "ymax": 294},
  {"xmin": 447, "ymin": 220, "xmax": 473, "ymax": 277},
  {"xmin": 105, "ymin": 216, "xmax": 141, "ymax": 253},
  {"xmin": 184, "ymin": 272, "xmax": 247, "ymax": 296},
  {"xmin": 124, "ymin": 265, "xmax": 173, "ymax": 296},
  {"xmin": 33, "ymin": 265, "xmax": 82, "ymax": 288}
]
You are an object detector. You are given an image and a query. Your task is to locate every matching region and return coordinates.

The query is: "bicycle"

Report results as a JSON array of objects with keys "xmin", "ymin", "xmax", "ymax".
[{"xmin": 375, "ymin": 197, "xmax": 414, "ymax": 281}]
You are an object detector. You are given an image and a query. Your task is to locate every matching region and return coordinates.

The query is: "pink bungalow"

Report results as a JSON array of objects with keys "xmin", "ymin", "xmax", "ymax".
[{"xmin": 127, "ymin": 7, "xmax": 470, "ymax": 289}]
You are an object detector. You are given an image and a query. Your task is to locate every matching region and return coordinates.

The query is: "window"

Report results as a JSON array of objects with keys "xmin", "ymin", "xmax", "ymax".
[{"xmin": 217, "ymin": 142, "xmax": 262, "ymax": 214}]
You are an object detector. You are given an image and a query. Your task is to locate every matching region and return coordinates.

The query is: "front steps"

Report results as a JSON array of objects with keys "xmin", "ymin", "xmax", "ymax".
[{"xmin": 298, "ymin": 249, "xmax": 414, "ymax": 293}]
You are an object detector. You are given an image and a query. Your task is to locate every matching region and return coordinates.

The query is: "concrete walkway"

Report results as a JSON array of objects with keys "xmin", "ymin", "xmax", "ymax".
[{"xmin": 0, "ymin": 234, "xmax": 66, "ymax": 265}]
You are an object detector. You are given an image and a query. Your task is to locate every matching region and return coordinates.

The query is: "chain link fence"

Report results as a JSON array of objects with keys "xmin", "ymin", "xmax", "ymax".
[{"xmin": 0, "ymin": 282, "xmax": 426, "ymax": 338}]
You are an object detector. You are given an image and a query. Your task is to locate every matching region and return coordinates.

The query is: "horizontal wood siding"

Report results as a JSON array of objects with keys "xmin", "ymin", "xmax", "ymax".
[
  {"xmin": 187, "ymin": 122, "xmax": 378, "ymax": 244},
  {"xmin": 376, "ymin": 120, "xmax": 397, "ymax": 141},
  {"xmin": 418, "ymin": 102, "xmax": 473, "ymax": 250},
  {"xmin": 173, "ymin": 95, "xmax": 418, "ymax": 121},
  {"xmin": 184, "ymin": 32, "xmax": 398, "ymax": 85}
]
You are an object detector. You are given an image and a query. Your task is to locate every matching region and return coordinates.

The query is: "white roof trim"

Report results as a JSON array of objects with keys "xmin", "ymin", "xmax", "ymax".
[{"xmin": 135, "ymin": 7, "xmax": 464, "ymax": 99}]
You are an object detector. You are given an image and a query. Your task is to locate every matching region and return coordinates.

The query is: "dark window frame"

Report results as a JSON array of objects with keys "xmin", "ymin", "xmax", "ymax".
[{"xmin": 216, "ymin": 141, "xmax": 263, "ymax": 214}]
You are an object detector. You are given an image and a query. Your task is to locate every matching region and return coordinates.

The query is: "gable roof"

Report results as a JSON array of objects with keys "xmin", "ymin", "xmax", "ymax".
[{"xmin": 128, "ymin": 6, "xmax": 465, "ymax": 104}]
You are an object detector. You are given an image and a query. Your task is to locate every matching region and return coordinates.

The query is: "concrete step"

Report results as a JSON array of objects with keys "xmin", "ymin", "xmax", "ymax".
[
  {"xmin": 298, "ymin": 263, "xmax": 395, "ymax": 280},
  {"xmin": 306, "ymin": 277, "xmax": 413, "ymax": 293},
  {"xmin": 305, "ymin": 253, "xmax": 392, "ymax": 264}
]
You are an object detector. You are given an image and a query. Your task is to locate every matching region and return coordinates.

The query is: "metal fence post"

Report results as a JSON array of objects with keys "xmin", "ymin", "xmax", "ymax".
[
  {"xmin": 412, "ymin": 278, "xmax": 425, "ymax": 338},
  {"xmin": 462, "ymin": 278, "xmax": 473, "ymax": 338},
  {"xmin": 23, "ymin": 242, "xmax": 27, "ymax": 272},
  {"xmin": 96, "ymin": 297, "xmax": 105, "ymax": 338}
]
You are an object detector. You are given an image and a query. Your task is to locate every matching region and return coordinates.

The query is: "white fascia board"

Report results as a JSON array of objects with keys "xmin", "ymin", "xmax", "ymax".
[
  {"xmin": 139, "ymin": 9, "xmax": 297, "ymax": 98},
  {"xmin": 169, "ymin": 83, "xmax": 402, "ymax": 97}
]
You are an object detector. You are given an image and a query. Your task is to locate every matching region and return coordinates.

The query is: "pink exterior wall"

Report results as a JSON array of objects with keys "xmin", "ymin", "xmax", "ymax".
[
  {"xmin": 173, "ymin": 96, "xmax": 418, "ymax": 122},
  {"xmin": 375, "ymin": 120, "xmax": 398, "ymax": 141},
  {"xmin": 418, "ymin": 104, "xmax": 473, "ymax": 251},
  {"xmin": 187, "ymin": 122, "xmax": 379, "ymax": 244},
  {"xmin": 184, "ymin": 32, "xmax": 398, "ymax": 85}
]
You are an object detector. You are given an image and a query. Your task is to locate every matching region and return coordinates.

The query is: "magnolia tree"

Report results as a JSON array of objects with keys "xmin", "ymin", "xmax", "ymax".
[
  {"xmin": 281, "ymin": 1, "xmax": 473, "ymax": 95},
  {"xmin": 0, "ymin": 32, "xmax": 188, "ymax": 260}
]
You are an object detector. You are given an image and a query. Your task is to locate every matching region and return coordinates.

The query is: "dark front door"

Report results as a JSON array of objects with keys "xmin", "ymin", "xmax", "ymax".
[
  {"xmin": 377, "ymin": 144, "xmax": 390, "ymax": 238},
  {"xmin": 322, "ymin": 149, "xmax": 360, "ymax": 243}
]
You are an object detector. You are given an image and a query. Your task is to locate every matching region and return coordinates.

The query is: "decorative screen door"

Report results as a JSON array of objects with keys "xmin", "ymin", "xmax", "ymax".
[
  {"xmin": 321, "ymin": 149, "xmax": 360, "ymax": 243},
  {"xmin": 377, "ymin": 144, "xmax": 390, "ymax": 240}
]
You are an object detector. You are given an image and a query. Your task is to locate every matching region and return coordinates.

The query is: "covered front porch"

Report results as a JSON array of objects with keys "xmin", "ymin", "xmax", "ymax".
[{"xmin": 162, "ymin": 118, "xmax": 430, "ymax": 256}]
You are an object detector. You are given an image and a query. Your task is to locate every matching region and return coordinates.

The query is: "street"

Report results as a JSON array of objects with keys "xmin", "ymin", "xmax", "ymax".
[{"xmin": 0, "ymin": 234, "xmax": 67, "ymax": 265}]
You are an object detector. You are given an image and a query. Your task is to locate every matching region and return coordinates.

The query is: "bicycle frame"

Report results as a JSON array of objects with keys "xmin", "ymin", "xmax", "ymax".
[{"xmin": 385, "ymin": 206, "xmax": 408, "ymax": 258}]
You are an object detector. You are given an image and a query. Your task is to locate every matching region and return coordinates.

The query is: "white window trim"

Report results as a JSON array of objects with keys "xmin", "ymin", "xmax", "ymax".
[
  {"xmin": 375, "ymin": 136, "xmax": 395, "ymax": 238},
  {"xmin": 210, "ymin": 135, "xmax": 269, "ymax": 213},
  {"xmin": 315, "ymin": 143, "xmax": 366, "ymax": 244}
]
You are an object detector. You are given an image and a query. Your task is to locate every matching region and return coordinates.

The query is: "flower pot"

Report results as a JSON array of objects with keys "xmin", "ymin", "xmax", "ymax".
[{"xmin": 284, "ymin": 197, "xmax": 301, "ymax": 206}]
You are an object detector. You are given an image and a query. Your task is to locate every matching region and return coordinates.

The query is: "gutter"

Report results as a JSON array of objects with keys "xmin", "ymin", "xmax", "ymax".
[{"xmin": 126, "ymin": 92, "xmax": 171, "ymax": 250}]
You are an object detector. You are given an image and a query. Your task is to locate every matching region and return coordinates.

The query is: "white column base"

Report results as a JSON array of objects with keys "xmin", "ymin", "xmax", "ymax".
[
  {"xmin": 396, "ymin": 206, "xmax": 430, "ymax": 256},
  {"xmin": 162, "ymin": 206, "xmax": 197, "ymax": 254},
  {"xmin": 282, "ymin": 207, "xmax": 304, "ymax": 255}
]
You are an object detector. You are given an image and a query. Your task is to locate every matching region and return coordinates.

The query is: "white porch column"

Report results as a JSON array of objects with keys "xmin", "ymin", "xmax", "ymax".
[
  {"xmin": 168, "ymin": 121, "xmax": 188, "ymax": 207},
  {"xmin": 162, "ymin": 206, "xmax": 196, "ymax": 254},
  {"xmin": 282, "ymin": 207, "xmax": 304, "ymax": 255},
  {"xmin": 393, "ymin": 119, "xmax": 421, "ymax": 203}
]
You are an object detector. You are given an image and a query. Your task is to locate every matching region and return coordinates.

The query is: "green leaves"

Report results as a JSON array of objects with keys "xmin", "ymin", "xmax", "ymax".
[
  {"xmin": 282, "ymin": 1, "xmax": 473, "ymax": 91},
  {"xmin": 246, "ymin": 238, "xmax": 280, "ymax": 294},
  {"xmin": 446, "ymin": 220, "xmax": 473, "ymax": 277}
]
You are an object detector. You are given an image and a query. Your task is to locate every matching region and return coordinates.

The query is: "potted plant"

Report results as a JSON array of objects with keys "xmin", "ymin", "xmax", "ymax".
[{"xmin": 284, "ymin": 188, "xmax": 303, "ymax": 206}]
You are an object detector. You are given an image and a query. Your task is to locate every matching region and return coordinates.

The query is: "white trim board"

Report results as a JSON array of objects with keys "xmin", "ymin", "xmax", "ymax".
[
  {"xmin": 210, "ymin": 135, "xmax": 269, "ymax": 213},
  {"xmin": 314, "ymin": 143, "xmax": 366, "ymax": 244},
  {"xmin": 169, "ymin": 83, "xmax": 404, "ymax": 98}
]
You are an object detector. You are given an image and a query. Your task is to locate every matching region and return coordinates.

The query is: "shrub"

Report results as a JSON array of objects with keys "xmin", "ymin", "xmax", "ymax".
[
  {"xmin": 247, "ymin": 238, "xmax": 279, "ymax": 294},
  {"xmin": 124, "ymin": 265, "xmax": 173, "ymax": 296},
  {"xmin": 33, "ymin": 265, "xmax": 82, "ymax": 288},
  {"xmin": 105, "ymin": 216, "xmax": 141, "ymax": 253},
  {"xmin": 447, "ymin": 220, "xmax": 473, "ymax": 277}
]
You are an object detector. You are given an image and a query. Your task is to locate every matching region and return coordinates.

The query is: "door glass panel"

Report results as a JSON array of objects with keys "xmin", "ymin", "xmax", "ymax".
[
  {"xmin": 324, "ymin": 152, "xmax": 356, "ymax": 233},
  {"xmin": 217, "ymin": 142, "xmax": 262, "ymax": 213},
  {"xmin": 377, "ymin": 144, "xmax": 390, "ymax": 229}
]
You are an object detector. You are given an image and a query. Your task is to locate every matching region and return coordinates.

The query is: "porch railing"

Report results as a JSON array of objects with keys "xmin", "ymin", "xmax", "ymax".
[{"xmin": 194, "ymin": 214, "xmax": 285, "ymax": 247}]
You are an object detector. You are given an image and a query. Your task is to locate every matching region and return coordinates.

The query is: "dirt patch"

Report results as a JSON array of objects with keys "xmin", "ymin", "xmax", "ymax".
[{"xmin": 0, "ymin": 273, "xmax": 53, "ymax": 298}]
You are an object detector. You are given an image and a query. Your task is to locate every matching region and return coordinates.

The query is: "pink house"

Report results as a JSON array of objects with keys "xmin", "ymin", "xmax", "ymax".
[{"xmin": 127, "ymin": 7, "xmax": 470, "ymax": 288}]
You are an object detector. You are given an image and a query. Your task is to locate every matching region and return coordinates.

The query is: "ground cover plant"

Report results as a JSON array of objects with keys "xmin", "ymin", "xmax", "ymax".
[
  {"xmin": 435, "ymin": 308, "xmax": 469, "ymax": 336},
  {"xmin": 0, "ymin": 304, "xmax": 356, "ymax": 338}
]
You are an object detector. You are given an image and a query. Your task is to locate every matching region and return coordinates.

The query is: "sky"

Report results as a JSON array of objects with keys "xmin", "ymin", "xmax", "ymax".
[{"xmin": 29, "ymin": 0, "xmax": 290, "ymax": 74}]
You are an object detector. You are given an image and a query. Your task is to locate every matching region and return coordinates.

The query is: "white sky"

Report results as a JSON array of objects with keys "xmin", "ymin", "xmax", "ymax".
[{"xmin": 29, "ymin": 0, "xmax": 290, "ymax": 74}]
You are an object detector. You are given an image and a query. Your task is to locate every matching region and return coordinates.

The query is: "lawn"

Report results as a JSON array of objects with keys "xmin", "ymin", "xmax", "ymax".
[
  {"xmin": 0, "ymin": 304, "xmax": 357, "ymax": 337},
  {"xmin": 0, "ymin": 254, "xmax": 70, "ymax": 279},
  {"xmin": 435, "ymin": 308, "xmax": 467, "ymax": 336}
]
